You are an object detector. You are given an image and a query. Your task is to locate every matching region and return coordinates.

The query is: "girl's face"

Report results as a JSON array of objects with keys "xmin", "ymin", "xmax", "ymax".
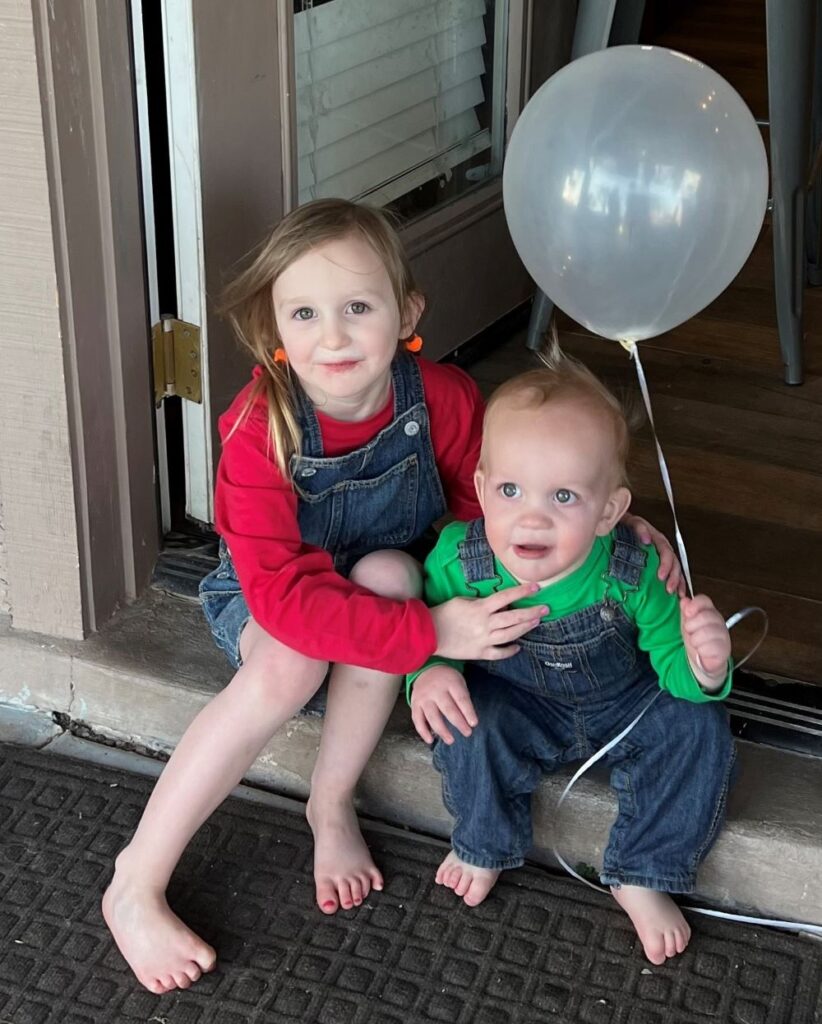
[{"xmin": 272, "ymin": 234, "xmax": 419, "ymax": 420}]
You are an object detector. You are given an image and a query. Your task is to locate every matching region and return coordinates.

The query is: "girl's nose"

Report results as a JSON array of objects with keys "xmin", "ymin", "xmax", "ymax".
[{"xmin": 322, "ymin": 319, "xmax": 350, "ymax": 350}]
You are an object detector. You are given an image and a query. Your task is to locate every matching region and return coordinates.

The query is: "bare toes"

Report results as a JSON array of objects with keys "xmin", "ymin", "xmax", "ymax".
[
  {"xmin": 337, "ymin": 880, "xmax": 354, "ymax": 910},
  {"xmin": 185, "ymin": 963, "xmax": 202, "ymax": 983},
  {"xmin": 316, "ymin": 877, "xmax": 339, "ymax": 914}
]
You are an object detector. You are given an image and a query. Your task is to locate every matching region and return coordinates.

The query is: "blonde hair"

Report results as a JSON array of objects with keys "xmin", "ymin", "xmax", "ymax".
[
  {"xmin": 483, "ymin": 322, "xmax": 632, "ymax": 485},
  {"xmin": 220, "ymin": 199, "xmax": 419, "ymax": 477}
]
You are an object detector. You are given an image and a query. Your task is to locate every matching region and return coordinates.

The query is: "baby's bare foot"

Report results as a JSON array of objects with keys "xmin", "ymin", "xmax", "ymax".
[
  {"xmin": 102, "ymin": 867, "xmax": 216, "ymax": 994},
  {"xmin": 306, "ymin": 797, "xmax": 382, "ymax": 914},
  {"xmin": 611, "ymin": 885, "xmax": 691, "ymax": 964},
  {"xmin": 435, "ymin": 850, "xmax": 500, "ymax": 907}
]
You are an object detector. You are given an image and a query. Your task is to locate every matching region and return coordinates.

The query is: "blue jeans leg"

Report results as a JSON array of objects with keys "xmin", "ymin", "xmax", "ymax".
[
  {"xmin": 432, "ymin": 667, "xmax": 575, "ymax": 870},
  {"xmin": 601, "ymin": 691, "xmax": 736, "ymax": 893}
]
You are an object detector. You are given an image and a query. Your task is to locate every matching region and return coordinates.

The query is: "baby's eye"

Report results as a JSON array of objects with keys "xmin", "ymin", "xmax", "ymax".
[
  {"xmin": 293, "ymin": 307, "xmax": 314, "ymax": 321},
  {"xmin": 499, "ymin": 482, "xmax": 521, "ymax": 499},
  {"xmin": 348, "ymin": 301, "xmax": 369, "ymax": 314},
  {"xmin": 554, "ymin": 489, "xmax": 578, "ymax": 505}
]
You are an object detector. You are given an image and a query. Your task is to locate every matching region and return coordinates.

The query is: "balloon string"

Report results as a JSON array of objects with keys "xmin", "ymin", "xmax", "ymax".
[
  {"xmin": 551, "ymin": 689, "xmax": 822, "ymax": 938},
  {"xmin": 617, "ymin": 338, "xmax": 768, "ymax": 667},
  {"xmin": 552, "ymin": 341, "xmax": 783, "ymax": 935},
  {"xmin": 619, "ymin": 339, "xmax": 695, "ymax": 598}
]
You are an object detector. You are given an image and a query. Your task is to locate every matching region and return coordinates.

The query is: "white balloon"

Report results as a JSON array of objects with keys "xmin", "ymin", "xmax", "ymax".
[{"xmin": 503, "ymin": 46, "xmax": 769, "ymax": 342}]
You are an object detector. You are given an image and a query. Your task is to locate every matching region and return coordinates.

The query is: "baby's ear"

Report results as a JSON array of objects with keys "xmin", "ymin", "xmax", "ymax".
[
  {"xmin": 401, "ymin": 292, "xmax": 426, "ymax": 336},
  {"xmin": 596, "ymin": 486, "xmax": 632, "ymax": 536},
  {"xmin": 474, "ymin": 467, "xmax": 487, "ymax": 513}
]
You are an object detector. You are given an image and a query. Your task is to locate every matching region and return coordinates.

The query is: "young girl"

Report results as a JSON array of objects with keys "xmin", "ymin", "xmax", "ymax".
[{"xmin": 102, "ymin": 199, "xmax": 680, "ymax": 994}]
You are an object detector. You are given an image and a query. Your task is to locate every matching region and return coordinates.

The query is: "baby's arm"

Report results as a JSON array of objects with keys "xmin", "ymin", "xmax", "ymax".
[
  {"xmin": 410, "ymin": 664, "xmax": 477, "ymax": 745},
  {"xmin": 631, "ymin": 543, "xmax": 732, "ymax": 702},
  {"xmin": 680, "ymin": 594, "xmax": 732, "ymax": 693}
]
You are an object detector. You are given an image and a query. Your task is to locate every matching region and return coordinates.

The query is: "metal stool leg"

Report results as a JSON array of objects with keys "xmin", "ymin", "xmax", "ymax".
[
  {"xmin": 525, "ymin": 290, "xmax": 555, "ymax": 351},
  {"xmin": 806, "ymin": 0, "xmax": 822, "ymax": 287},
  {"xmin": 766, "ymin": 0, "xmax": 814, "ymax": 384},
  {"xmin": 525, "ymin": 0, "xmax": 624, "ymax": 351},
  {"xmin": 609, "ymin": 0, "xmax": 647, "ymax": 46}
]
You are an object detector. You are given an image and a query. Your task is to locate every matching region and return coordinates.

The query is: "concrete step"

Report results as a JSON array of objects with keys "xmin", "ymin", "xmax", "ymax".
[{"xmin": 1, "ymin": 588, "xmax": 821, "ymax": 929}]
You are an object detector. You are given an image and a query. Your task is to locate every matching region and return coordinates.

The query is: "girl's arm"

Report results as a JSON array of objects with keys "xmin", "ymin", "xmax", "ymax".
[{"xmin": 420, "ymin": 360, "xmax": 484, "ymax": 520}]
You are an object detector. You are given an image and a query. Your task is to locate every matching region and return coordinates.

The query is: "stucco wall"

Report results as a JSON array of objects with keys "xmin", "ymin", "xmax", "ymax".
[
  {"xmin": 0, "ymin": 502, "xmax": 9, "ymax": 617},
  {"xmin": 0, "ymin": 0, "xmax": 83, "ymax": 636}
]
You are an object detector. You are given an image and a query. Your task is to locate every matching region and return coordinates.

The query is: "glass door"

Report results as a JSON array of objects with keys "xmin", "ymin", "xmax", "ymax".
[{"xmin": 134, "ymin": 0, "xmax": 532, "ymax": 527}]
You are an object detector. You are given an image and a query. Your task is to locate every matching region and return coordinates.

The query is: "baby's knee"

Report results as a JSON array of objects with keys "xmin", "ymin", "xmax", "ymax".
[{"xmin": 349, "ymin": 549, "xmax": 422, "ymax": 600}]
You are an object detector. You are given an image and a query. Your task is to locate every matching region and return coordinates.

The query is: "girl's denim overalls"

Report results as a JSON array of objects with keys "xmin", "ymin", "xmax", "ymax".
[
  {"xmin": 433, "ymin": 520, "xmax": 736, "ymax": 893},
  {"xmin": 199, "ymin": 352, "xmax": 447, "ymax": 679}
]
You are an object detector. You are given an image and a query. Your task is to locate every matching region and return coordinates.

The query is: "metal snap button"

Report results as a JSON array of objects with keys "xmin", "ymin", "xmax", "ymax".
[
  {"xmin": 301, "ymin": 467, "xmax": 317, "ymax": 478},
  {"xmin": 600, "ymin": 605, "xmax": 615, "ymax": 622},
  {"xmin": 404, "ymin": 420, "xmax": 420, "ymax": 436}
]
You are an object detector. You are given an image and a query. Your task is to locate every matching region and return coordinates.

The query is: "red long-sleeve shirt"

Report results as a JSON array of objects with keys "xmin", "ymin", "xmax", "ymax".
[{"xmin": 214, "ymin": 357, "xmax": 484, "ymax": 674}]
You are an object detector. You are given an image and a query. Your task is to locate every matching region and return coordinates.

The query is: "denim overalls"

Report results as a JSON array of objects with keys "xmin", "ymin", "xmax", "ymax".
[
  {"xmin": 433, "ymin": 520, "xmax": 736, "ymax": 893},
  {"xmin": 199, "ymin": 352, "xmax": 448, "ymax": 675}
]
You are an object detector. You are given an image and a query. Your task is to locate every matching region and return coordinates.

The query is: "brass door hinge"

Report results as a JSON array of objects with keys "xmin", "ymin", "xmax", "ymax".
[{"xmin": 151, "ymin": 316, "xmax": 202, "ymax": 405}]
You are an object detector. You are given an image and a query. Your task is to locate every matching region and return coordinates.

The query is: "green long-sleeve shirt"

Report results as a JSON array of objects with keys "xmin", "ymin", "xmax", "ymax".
[{"xmin": 406, "ymin": 521, "xmax": 732, "ymax": 704}]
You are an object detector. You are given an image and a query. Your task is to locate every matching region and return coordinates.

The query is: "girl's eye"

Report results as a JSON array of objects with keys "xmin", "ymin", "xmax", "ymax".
[
  {"xmin": 348, "ymin": 301, "xmax": 369, "ymax": 314},
  {"xmin": 500, "ymin": 482, "xmax": 521, "ymax": 499},
  {"xmin": 293, "ymin": 307, "xmax": 314, "ymax": 321},
  {"xmin": 554, "ymin": 489, "xmax": 578, "ymax": 505}
]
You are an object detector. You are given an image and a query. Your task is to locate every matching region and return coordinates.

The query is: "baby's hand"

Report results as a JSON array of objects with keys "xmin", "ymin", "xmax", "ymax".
[
  {"xmin": 680, "ymin": 594, "xmax": 731, "ymax": 689},
  {"xmin": 625, "ymin": 514, "xmax": 685, "ymax": 596},
  {"xmin": 411, "ymin": 665, "xmax": 477, "ymax": 745}
]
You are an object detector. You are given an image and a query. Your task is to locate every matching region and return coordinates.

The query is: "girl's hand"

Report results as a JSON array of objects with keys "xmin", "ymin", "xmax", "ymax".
[
  {"xmin": 430, "ymin": 585, "xmax": 548, "ymax": 661},
  {"xmin": 624, "ymin": 514, "xmax": 685, "ymax": 596},
  {"xmin": 680, "ymin": 594, "xmax": 731, "ymax": 690},
  {"xmin": 411, "ymin": 665, "xmax": 477, "ymax": 745}
]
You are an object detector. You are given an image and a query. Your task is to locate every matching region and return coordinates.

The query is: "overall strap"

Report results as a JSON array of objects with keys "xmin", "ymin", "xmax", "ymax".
[
  {"xmin": 391, "ymin": 351, "xmax": 425, "ymax": 416},
  {"xmin": 292, "ymin": 353, "xmax": 419, "ymax": 460},
  {"xmin": 457, "ymin": 519, "xmax": 499, "ymax": 585},
  {"xmin": 606, "ymin": 522, "xmax": 647, "ymax": 587},
  {"xmin": 291, "ymin": 377, "xmax": 323, "ymax": 458}
]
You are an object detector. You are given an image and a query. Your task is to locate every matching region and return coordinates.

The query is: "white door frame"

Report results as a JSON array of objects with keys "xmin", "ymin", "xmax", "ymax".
[{"xmin": 131, "ymin": 0, "xmax": 214, "ymax": 527}]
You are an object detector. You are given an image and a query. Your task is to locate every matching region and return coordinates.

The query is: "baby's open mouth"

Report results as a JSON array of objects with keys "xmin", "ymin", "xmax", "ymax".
[{"xmin": 513, "ymin": 544, "xmax": 549, "ymax": 559}]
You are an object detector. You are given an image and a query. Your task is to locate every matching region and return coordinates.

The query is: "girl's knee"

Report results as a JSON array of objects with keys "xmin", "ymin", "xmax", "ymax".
[
  {"xmin": 237, "ymin": 621, "xmax": 327, "ymax": 706},
  {"xmin": 349, "ymin": 549, "xmax": 422, "ymax": 600}
]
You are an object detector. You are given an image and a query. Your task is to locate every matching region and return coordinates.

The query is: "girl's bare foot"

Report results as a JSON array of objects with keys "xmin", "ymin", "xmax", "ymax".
[
  {"xmin": 435, "ymin": 850, "xmax": 500, "ymax": 907},
  {"xmin": 611, "ymin": 885, "xmax": 691, "ymax": 964},
  {"xmin": 102, "ymin": 862, "xmax": 216, "ymax": 994},
  {"xmin": 306, "ymin": 796, "xmax": 383, "ymax": 914}
]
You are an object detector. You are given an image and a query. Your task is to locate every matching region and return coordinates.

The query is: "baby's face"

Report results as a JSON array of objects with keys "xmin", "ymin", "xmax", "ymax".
[{"xmin": 475, "ymin": 399, "xmax": 630, "ymax": 586}]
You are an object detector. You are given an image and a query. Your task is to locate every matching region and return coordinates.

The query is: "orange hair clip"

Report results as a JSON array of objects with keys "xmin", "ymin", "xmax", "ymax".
[
  {"xmin": 404, "ymin": 333, "xmax": 423, "ymax": 353},
  {"xmin": 273, "ymin": 347, "xmax": 288, "ymax": 364}
]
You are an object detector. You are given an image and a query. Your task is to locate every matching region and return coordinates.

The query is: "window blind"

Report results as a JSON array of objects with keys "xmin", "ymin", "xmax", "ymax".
[{"xmin": 295, "ymin": 0, "xmax": 492, "ymax": 205}]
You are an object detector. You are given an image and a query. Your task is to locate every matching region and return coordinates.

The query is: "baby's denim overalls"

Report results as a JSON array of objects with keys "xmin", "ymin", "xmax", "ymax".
[
  {"xmin": 433, "ymin": 520, "xmax": 736, "ymax": 893},
  {"xmin": 199, "ymin": 352, "xmax": 447, "ymax": 683}
]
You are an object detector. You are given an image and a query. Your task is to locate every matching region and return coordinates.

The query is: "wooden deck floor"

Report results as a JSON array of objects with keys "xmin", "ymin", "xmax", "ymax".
[{"xmin": 467, "ymin": 1, "xmax": 822, "ymax": 685}]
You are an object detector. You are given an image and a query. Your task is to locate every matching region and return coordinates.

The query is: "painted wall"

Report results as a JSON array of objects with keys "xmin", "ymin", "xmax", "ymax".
[
  {"xmin": 0, "ymin": 502, "xmax": 9, "ymax": 617},
  {"xmin": 0, "ymin": 0, "xmax": 83, "ymax": 636}
]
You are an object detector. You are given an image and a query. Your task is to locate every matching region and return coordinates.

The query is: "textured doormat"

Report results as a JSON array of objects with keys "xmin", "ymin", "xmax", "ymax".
[{"xmin": 0, "ymin": 744, "xmax": 820, "ymax": 1024}]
